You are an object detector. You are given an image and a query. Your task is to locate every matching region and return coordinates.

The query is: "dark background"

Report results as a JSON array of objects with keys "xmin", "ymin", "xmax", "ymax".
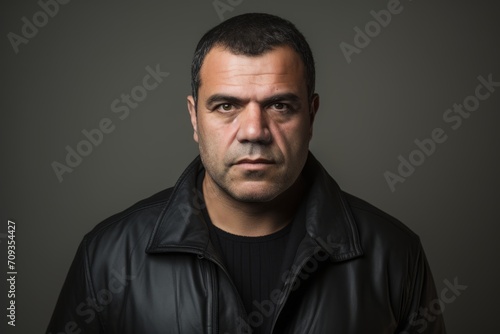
[{"xmin": 1, "ymin": 0, "xmax": 499, "ymax": 333}]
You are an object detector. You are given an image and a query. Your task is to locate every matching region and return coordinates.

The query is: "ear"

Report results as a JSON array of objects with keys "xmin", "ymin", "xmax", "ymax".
[
  {"xmin": 187, "ymin": 95, "xmax": 199, "ymax": 143},
  {"xmin": 308, "ymin": 93, "xmax": 320, "ymax": 140}
]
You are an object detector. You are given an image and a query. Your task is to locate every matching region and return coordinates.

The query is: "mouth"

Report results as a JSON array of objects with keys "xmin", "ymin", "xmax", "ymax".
[
  {"xmin": 233, "ymin": 157, "xmax": 275, "ymax": 170},
  {"xmin": 235, "ymin": 158, "xmax": 274, "ymax": 165}
]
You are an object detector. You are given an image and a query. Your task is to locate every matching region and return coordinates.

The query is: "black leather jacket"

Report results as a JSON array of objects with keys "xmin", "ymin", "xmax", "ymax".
[{"xmin": 47, "ymin": 154, "xmax": 446, "ymax": 333}]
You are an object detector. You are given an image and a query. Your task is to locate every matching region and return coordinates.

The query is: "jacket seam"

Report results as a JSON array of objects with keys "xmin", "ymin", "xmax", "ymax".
[
  {"xmin": 399, "ymin": 243, "xmax": 423, "ymax": 327},
  {"xmin": 82, "ymin": 237, "xmax": 106, "ymax": 331}
]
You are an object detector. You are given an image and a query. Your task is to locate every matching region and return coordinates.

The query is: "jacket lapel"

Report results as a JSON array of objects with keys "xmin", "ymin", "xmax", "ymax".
[
  {"xmin": 301, "ymin": 152, "xmax": 364, "ymax": 261},
  {"xmin": 146, "ymin": 156, "xmax": 212, "ymax": 254}
]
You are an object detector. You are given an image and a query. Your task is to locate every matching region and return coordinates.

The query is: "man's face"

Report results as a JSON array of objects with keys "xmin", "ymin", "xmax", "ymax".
[{"xmin": 187, "ymin": 45, "xmax": 319, "ymax": 202}]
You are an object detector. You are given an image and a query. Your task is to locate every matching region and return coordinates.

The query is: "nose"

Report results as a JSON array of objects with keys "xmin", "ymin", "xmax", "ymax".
[{"xmin": 236, "ymin": 103, "xmax": 272, "ymax": 144}]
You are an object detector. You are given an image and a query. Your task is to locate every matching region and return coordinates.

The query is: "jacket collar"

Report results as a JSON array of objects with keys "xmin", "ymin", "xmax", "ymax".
[{"xmin": 146, "ymin": 152, "xmax": 363, "ymax": 262}]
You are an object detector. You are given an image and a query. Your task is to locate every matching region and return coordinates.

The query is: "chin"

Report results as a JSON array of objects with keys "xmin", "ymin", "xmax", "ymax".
[
  {"xmin": 231, "ymin": 193, "xmax": 278, "ymax": 203},
  {"xmin": 227, "ymin": 184, "xmax": 285, "ymax": 203}
]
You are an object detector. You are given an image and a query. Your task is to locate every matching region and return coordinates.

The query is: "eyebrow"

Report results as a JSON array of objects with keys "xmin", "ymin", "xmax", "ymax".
[
  {"xmin": 205, "ymin": 93, "xmax": 302, "ymax": 109},
  {"xmin": 205, "ymin": 94, "xmax": 244, "ymax": 109}
]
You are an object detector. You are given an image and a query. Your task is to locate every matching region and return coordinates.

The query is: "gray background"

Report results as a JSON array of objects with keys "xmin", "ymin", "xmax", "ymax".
[{"xmin": 1, "ymin": 0, "xmax": 499, "ymax": 333}]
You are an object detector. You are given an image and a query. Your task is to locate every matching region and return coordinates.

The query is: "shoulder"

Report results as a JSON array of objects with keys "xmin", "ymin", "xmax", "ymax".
[
  {"xmin": 342, "ymin": 191, "xmax": 422, "ymax": 251},
  {"xmin": 82, "ymin": 187, "xmax": 174, "ymax": 251}
]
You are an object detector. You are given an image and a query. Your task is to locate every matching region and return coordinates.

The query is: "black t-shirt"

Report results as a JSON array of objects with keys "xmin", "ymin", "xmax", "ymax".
[
  {"xmin": 208, "ymin": 216, "xmax": 291, "ymax": 311},
  {"xmin": 206, "ymin": 215, "xmax": 295, "ymax": 334}
]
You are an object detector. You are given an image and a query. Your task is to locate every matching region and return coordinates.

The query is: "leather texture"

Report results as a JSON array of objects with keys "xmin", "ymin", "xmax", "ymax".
[{"xmin": 47, "ymin": 153, "xmax": 446, "ymax": 333}]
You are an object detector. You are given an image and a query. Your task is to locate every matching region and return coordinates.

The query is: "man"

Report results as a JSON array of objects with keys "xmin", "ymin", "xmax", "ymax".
[{"xmin": 47, "ymin": 13, "xmax": 446, "ymax": 334}]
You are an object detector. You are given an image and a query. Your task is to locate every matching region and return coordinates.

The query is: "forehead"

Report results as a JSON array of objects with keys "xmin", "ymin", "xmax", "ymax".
[{"xmin": 198, "ymin": 45, "xmax": 307, "ymax": 98}]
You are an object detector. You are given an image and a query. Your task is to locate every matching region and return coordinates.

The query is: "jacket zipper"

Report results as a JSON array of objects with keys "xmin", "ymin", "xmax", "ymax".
[
  {"xmin": 194, "ymin": 250, "xmax": 249, "ymax": 334},
  {"xmin": 208, "ymin": 258, "xmax": 219, "ymax": 334},
  {"xmin": 270, "ymin": 248, "xmax": 318, "ymax": 333}
]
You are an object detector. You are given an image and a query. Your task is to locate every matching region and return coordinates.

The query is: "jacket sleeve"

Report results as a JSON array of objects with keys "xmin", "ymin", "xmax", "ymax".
[
  {"xmin": 46, "ymin": 238, "xmax": 104, "ymax": 333},
  {"xmin": 396, "ymin": 243, "xmax": 447, "ymax": 334}
]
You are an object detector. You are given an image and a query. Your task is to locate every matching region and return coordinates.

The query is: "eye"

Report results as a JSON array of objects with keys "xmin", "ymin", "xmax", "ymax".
[
  {"xmin": 269, "ymin": 103, "xmax": 291, "ymax": 113},
  {"xmin": 216, "ymin": 103, "xmax": 235, "ymax": 112}
]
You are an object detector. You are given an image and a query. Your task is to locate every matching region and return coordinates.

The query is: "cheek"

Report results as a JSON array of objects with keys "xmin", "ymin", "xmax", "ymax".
[
  {"xmin": 198, "ymin": 120, "xmax": 232, "ymax": 154},
  {"xmin": 273, "ymin": 119, "xmax": 311, "ymax": 154}
]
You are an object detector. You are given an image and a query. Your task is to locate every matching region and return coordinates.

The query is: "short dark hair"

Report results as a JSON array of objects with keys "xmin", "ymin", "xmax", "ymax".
[{"xmin": 191, "ymin": 13, "xmax": 316, "ymax": 105}]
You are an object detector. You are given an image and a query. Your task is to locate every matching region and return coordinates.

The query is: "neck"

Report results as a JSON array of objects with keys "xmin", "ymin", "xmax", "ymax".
[{"xmin": 202, "ymin": 174, "xmax": 305, "ymax": 237}]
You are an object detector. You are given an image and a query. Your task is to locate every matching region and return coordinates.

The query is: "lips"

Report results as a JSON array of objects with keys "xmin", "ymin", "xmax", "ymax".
[
  {"xmin": 233, "ymin": 157, "xmax": 275, "ymax": 165},
  {"xmin": 236, "ymin": 158, "xmax": 273, "ymax": 164}
]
